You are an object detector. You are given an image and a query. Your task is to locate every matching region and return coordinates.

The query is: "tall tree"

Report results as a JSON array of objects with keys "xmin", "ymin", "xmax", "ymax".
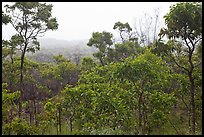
[
  {"xmin": 113, "ymin": 21, "xmax": 141, "ymax": 61},
  {"xmin": 113, "ymin": 21, "xmax": 133, "ymax": 43},
  {"xmin": 158, "ymin": 2, "xmax": 202, "ymax": 134},
  {"xmin": 132, "ymin": 8, "xmax": 161, "ymax": 46},
  {"xmin": 3, "ymin": 2, "xmax": 58, "ymax": 118},
  {"xmin": 87, "ymin": 31, "xmax": 113, "ymax": 66}
]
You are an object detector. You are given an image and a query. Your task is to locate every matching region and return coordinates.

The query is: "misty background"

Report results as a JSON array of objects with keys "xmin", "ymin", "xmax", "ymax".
[{"xmin": 2, "ymin": 2, "xmax": 178, "ymax": 63}]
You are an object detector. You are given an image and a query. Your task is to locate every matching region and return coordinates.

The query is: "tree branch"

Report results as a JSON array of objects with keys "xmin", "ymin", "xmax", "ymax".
[
  {"xmin": 169, "ymin": 53, "xmax": 190, "ymax": 73},
  {"xmin": 194, "ymin": 60, "xmax": 202, "ymax": 68}
]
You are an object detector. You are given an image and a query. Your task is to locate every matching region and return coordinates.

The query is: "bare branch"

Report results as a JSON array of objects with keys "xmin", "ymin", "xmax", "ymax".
[
  {"xmin": 169, "ymin": 53, "xmax": 190, "ymax": 73},
  {"xmin": 188, "ymin": 37, "xmax": 195, "ymax": 53},
  {"xmin": 12, "ymin": 12, "xmax": 22, "ymax": 25},
  {"xmin": 27, "ymin": 27, "xmax": 39, "ymax": 39},
  {"xmin": 194, "ymin": 60, "xmax": 202, "ymax": 68},
  {"xmin": 32, "ymin": 28, "xmax": 48, "ymax": 38},
  {"xmin": 184, "ymin": 38, "xmax": 192, "ymax": 53},
  {"xmin": 194, "ymin": 37, "xmax": 202, "ymax": 45}
]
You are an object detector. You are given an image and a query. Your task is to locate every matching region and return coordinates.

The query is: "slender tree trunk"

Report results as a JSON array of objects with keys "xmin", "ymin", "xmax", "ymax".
[
  {"xmin": 29, "ymin": 100, "xmax": 32, "ymax": 125},
  {"xmin": 9, "ymin": 109, "xmax": 13, "ymax": 135},
  {"xmin": 58, "ymin": 105, "xmax": 62, "ymax": 134},
  {"xmin": 138, "ymin": 92, "xmax": 143, "ymax": 134},
  {"xmin": 99, "ymin": 57, "xmax": 104, "ymax": 66},
  {"xmin": 33, "ymin": 100, "xmax": 38, "ymax": 127},
  {"xmin": 70, "ymin": 114, "xmax": 73, "ymax": 134},
  {"xmin": 120, "ymin": 31, "xmax": 125, "ymax": 43},
  {"xmin": 189, "ymin": 109, "xmax": 192, "ymax": 133},
  {"xmin": 36, "ymin": 101, "xmax": 39, "ymax": 127},
  {"xmin": 19, "ymin": 43, "xmax": 27, "ymax": 118},
  {"xmin": 166, "ymin": 116, "xmax": 180, "ymax": 134},
  {"xmin": 57, "ymin": 114, "xmax": 59, "ymax": 135},
  {"xmin": 189, "ymin": 73, "xmax": 195, "ymax": 134},
  {"xmin": 142, "ymin": 101, "xmax": 148, "ymax": 134},
  {"xmin": 19, "ymin": 53, "xmax": 25, "ymax": 118},
  {"xmin": 10, "ymin": 50, "xmax": 14, "ymax": 64},
  {"xmin": 179, "ymin": 94, "xmax": 191, "ymax": 133}
]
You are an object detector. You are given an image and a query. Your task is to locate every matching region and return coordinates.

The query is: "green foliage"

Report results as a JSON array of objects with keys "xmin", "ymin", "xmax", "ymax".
[
  {"xmin": 160, "ymin": 2, "xmax": 202, "ymax": 39},
  {"xmin": 3, "ymin": 2, "xmax": 58, "ymax": 54},
  {"xmin": 2, "ymin": 83, "xmax": 20, "ymax": 117},
  {"xmin": 113, "ymin": 21, "xmax": 132, "ymax": 42},
  {"xmin": 2, "ymin": 2, "xmax": 202, "ymax": 135},
  {"xmin": 2, "ymin": 11, "xmax": 11, "ymax": 25},
  {"xmin": 87, "ymin": 31, "xmax": 113, "ymax": 65},
  {"xmin": 3, "ymin": 117, "xmax": 38, "ymax": 135},
  {"xmin": 59, "ymin": 51, "xmax": 180, "ymax": 134},
  {"xmin": 81, "ymin": 57, "xmax": 96, "ymax": 72},
  {"xmin": 158, "ymin": 2, "xmax": 202, "ymax": 135},
  {"xmin": 113, "ymin": 21, "xmax": 132, "ymax": 32}
]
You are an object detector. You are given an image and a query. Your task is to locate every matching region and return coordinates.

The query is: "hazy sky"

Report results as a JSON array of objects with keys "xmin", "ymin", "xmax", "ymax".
[{"xmin": 2, "ymin": 2, "xmax": 178, "ymax": 41}]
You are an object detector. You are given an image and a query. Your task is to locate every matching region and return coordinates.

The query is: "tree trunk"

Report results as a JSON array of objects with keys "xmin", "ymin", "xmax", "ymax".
[
  {"xmin": 166, "ymin": 116, "xmax": 180, "ymax": 134},
  {"xmin": 29, "ymin": 100, "xmax": 33, "ymax": 125},
  {"xmin": 58, "ymin": 106, "xmax": 62, "ymax": 134},
  {"xmin": 33, "ymin": 100, "xmax": 38, "ymax": 126},
  {"xmin": 9, "ymin": 109, "xmax": 13, "ymax": 135},
  {"xmin": 142, "ymin": 101, "xmax": 148, "ymax": 134},
  {"xmin": 19, "ymin": 44, "xmax": 27, "ymax": 118},
  {"xmin": 138, "ymin": 92, "xmax": 143, "ymax": 134},
  {"xmin": 189, "ymin": 73, "xmax": 195, "ymax": 134},
  {"xmin": 18, "ymin": 55, "xmax": 24, "ymax": 118},
  {"xmin": 70, "ymin": 114, "xmax": 73, "ymax": 134},
  {"xmin": 99, "ymin": 57, "xmax": 104, "ymax": 66}
]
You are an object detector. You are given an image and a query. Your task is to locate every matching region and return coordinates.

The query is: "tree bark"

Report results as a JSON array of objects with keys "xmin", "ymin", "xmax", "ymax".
[
  {"xmin": 189, "ymin": 73, "xmax": 195, "ymax": 134},
  {"xmin": 99, "ymin": 57, "xmax": 104, "ymax": 66},
  {"xmin": 19, "ymin": 42, "xmax": 27, "ymax": 118},
  {"xmin": 138, "ymin": 91, "xmax": 143, "ymax": 134},
  {"xmin": 70, "ymin": 116, "xmax": 73, "ymax": 134},
  {"xmin": 58, "ymin": 105, "xmax": 62, "ymax": 134},
  {"xmin": 19, "ymin": 53, "xmax": 25, "ymax": 118}
]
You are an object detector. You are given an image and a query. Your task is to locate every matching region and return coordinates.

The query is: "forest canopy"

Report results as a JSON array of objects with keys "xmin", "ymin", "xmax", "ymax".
[{"xmin": 2, "ymin": 2, "xmax": 202, "ymax": 135}]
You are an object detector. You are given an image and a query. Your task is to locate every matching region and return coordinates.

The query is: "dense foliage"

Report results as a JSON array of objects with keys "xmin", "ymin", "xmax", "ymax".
[{"xmin": 2, "ymin": 2, "xmax": 202, "ymax": 135}]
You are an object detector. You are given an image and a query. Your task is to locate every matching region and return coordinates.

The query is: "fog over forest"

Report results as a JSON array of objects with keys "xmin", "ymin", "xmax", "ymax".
[{"xmin": 2, "ymin": 2, "xmax": 201, "ymax": 135}]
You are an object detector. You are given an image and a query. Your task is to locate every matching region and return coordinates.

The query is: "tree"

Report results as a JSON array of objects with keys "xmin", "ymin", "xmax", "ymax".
[
  {"xmin": 114, "ymin": 41, "xmax": 141, "ymax": 61},
  {"xmin": 2, "ymin": 35, "xmax": 24, "ymax": 63},
  {"xmin": 158, "ymin": 2, "xmax": 202, "ymax": 134},
  {"xmin": 53, "ymin": 55, "xmax": 80, "ymax": 87},
  {"xmin": 80, "ymin": 57, "xmax": 96, "ymax": 72},
  {"xmin": 87, "ymin": 31, "xmax": 113, "ymax": 66},
  {"xmin": 115, "ymin": 50, "xmax": 176, "ymax": 134},
  {"xmin": 113, "ymin": 21, "xmax": 133, "ymax": 43},
  {"xmin": 2, "ymin": 11, "xmax": 11, "ymax": 25},
  {"xmin": 132, "ymin": 8, "xmax": 161, "ymax": 46},
  {"xmin": 113, "ymin": 21, "xmax": 142, "ymax": 61},
  {"xmin": 3, "ymin": 2, "xmax": 58, "ymax": 118},
  {"xmin": 73, "ymin": 63, "xmax": 136, "ymax": 134}
]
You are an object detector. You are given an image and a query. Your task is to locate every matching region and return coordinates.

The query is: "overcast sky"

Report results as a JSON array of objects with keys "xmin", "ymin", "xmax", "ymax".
[{"xmin": 2, "ymin": 2, "xmax": 178, "ymax": 41}]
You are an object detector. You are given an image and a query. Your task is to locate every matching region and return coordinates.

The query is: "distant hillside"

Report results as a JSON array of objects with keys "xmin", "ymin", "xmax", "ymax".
[{"xmin": 26, "ymin": 38, "xmax": 97, "ymax": 63}]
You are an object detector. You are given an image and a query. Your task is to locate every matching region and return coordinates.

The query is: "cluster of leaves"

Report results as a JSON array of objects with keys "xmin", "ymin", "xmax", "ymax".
[{"xmin": 56, "ymin": 51, "xmax": 178, "ymax": 134}]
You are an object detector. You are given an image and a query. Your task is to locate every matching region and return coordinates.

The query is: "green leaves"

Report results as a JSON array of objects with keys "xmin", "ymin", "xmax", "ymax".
[
  {"xmin": 113, "ymin": 21, "xmax": 134, "ymax": 43},
  {"xmin": 87, "ymin": 31, "xmax": 113, "ymax": 48},
  {"xmin": 113, "ymin": 21, "xmax": 132, "ymax": 35},
  {"xmin": 81, "ymin": 57, "xmax": 96, "ymax": 72},
  {"xmin": 3, "ymin": 2, "xmax": 58, "ymax": 55},
  {"xmin": 161, "ymin": 2, "xmax": 202, "ymax": 39},
  {"xmin": 47, "ymin": 17, "xmax": 58, "ymax": 30},
  {"xmin": 87, "ymin": 31, "xmax": 113, "ymax": 65},
  {"xmin": 2, "ymin": 11, "xmax": 11, "ymax": 25},
  {"xmin": 2, "ymin": 83, "xmax": 20, "ymax": 105}
]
